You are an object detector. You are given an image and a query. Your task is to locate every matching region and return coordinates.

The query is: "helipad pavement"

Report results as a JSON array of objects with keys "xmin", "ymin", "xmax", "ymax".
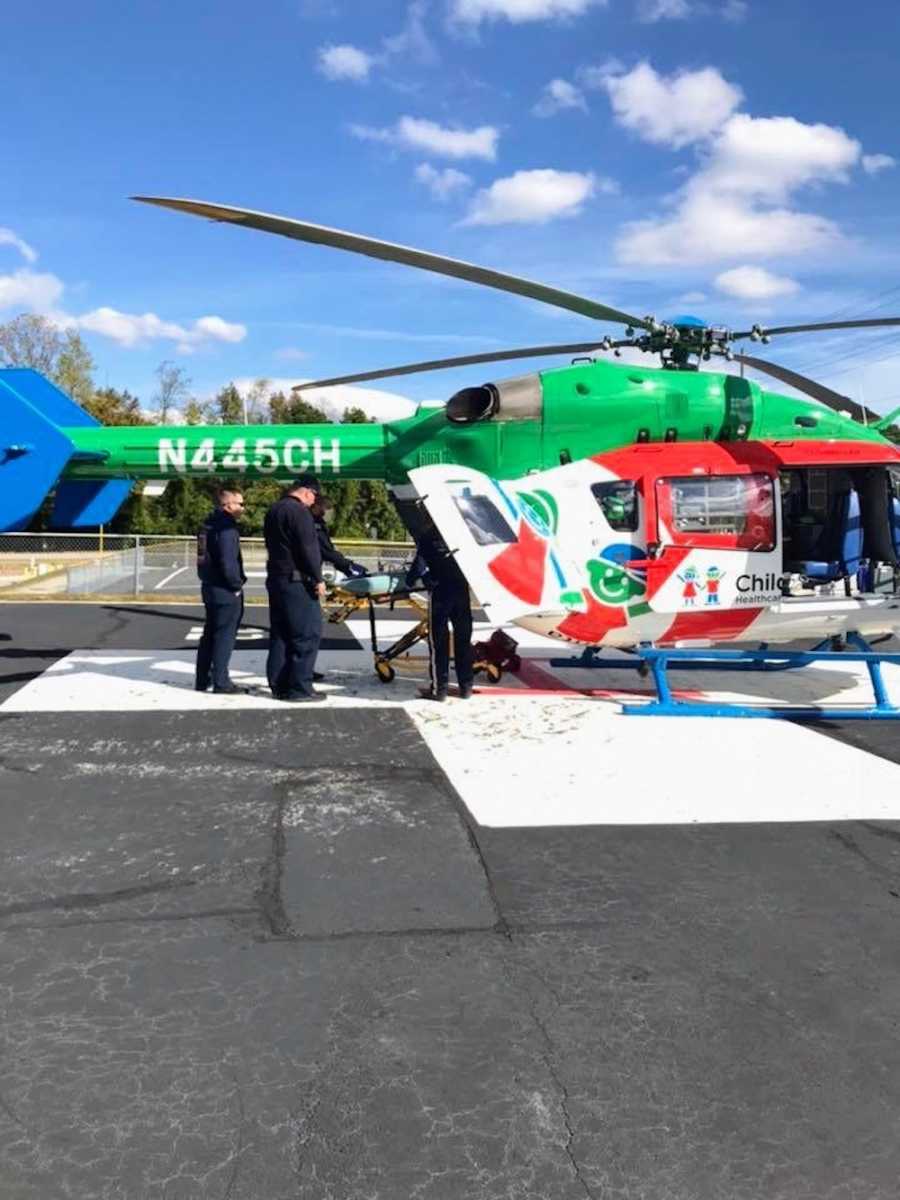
[
  {"xmin": 3, "ymin": 613, "xmax": 900, "ymax": 827},
  {"xmin": 4, "ymin": 603, "xmax": 900, "ymax": 1200}
]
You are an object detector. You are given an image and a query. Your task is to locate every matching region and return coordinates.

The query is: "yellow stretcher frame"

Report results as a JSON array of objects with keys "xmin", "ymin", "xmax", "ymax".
[{"xmin": 326, "ymin": 581, "xmax": 506, "ymax": 684}]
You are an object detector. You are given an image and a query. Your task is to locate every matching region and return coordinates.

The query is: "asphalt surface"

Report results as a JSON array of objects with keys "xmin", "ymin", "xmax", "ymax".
[{"xmin": 2, "ymin": 603, "xmax": 900, "ymax": 1198}]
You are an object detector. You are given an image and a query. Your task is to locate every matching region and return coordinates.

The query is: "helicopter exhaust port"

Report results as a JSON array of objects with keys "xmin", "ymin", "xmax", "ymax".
[
  {"xmin": 446, "ymin": 373, "xmax": 543, "ymax": 424},
  {"xmin": 446, "ymin": 385, "xmax": 498, "ymax": 424}
]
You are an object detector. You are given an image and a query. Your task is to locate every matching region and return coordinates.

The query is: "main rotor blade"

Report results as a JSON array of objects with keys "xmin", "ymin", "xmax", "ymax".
[
  {"xmin": 292, "ymin": 342, "xmax": 622, "ymax": 391},
  {"xmin": 133, "ymin": 196, "xmax": 651, "ymax": 331},
  {"xmin": 734, "ymin": 316, "xmax": 900, "ymax": 339},
  {"xmin": 734, "ymin": 353, "xmax": 881, "ymax": 424}
]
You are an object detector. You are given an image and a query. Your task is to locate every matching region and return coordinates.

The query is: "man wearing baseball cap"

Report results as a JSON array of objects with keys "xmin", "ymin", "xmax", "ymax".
[{"xmin": 263, "ymin": 475, "xmax": 328, "ymax": 702}]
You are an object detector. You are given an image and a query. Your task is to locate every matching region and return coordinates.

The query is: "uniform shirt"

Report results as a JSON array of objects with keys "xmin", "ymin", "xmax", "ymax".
[
  {"xmin": 197, "ymin": 509, "xmax": 246, "ymax": 592},
  {"xmin": 406, "ymin": 528, "xmax": 468, "ymax": 593},
  {"xmin": 264, "ymin": 495, "xmax": 323, "ymax": 583},
  {"xmin": 314, "ymin": 516, "xmax": 356, "ymax": 575}
]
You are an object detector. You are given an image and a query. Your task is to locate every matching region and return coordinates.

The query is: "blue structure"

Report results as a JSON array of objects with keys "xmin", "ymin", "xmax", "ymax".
[
  {"xmin": 551, "ymin": 633, "xmax": 900, "ymax": 721},
  {"xmin": 0, "ymin": 368, "xmax": 129, "ymax": 530}
]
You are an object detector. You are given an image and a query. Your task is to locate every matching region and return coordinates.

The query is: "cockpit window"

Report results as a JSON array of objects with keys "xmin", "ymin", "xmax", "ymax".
[
  {"xmin": 452, "ymin": 488, "xmax": 517, "ymax": 546},
  {"xmin": 591, "ymin": 481, "xmax": 638, "ymax": 532}
]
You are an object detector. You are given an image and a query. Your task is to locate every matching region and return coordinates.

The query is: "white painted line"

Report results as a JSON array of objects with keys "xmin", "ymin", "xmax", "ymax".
[
  {"xmin": 4, "ymin": 649, "xmax": 899, "ymax": 827},
  {"xmin": 184, "ymin": 625, "xmax": 267, "ymax": 642},
  {"xmin": 154, "ymin": 565, "xmax": 189, "ymax": 591},
  {"xmin": 411, "ymin": 696, "xmax": 900, "ymax": 826},
  {"xmin": 0, "ymin": 650, "xmax": 418, "ymax": 712}
]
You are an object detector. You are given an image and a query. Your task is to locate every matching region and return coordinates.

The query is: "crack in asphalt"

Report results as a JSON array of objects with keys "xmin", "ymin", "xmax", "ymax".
[
  {"xmin": 860, "ymin": 821, "xmax": 900, "ymax": 846},
  {"xmin": 255, "ymin": 784, "xmax": 294, "ymax": 938},
  {"xmin": 829, "ymin": 827, "xmax": 899, "ymax": 885},
  {"xmin": 0, "ymin": 875, "xmax": 199, "ymax": 919},
  {"xmin": 0, "ymin": 907, "xmax": 260, "ymax": 932}
]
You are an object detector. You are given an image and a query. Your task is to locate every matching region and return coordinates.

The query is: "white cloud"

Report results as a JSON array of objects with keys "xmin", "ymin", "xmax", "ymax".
[
  {"xmin": 384, "ymin": 1, "xmax": 438, "ymax": 64},
  {"xmin": 74, "ymin": 307, "xmax": 247, "ymax": 351},
  {"xmin": 275, "ymin": 347, "xmax": 310, "ymax": 362},
  {"xmin": 862, "ymin": 153, "xmax": 896, "ymax": 175},
  {"xmin": 317, "ymin": 43, "xmax": 375, "ymax": 82},
  {"xmin": 415, "ymin": 163, "xmax": 473, "ymax": 200},
  {"xmin": 615, "ymin": 106, "xmax": 862, "ymax": 266},
  {"xmin": 636, "ymin": 0, "xmax": 689, "ymax": 19},
  {"xmin": 533, "ymin": 78, "xmax": 587, "ymax": 117},
  {"xmin": 462, "ymin": 168, "xmax": 600, "ymax": 226},
  {"xmin": 636, "ymin": 0, "xmax": 747, "ymax": 18},
  {"xmin": 0, "ymin": 228, "xmax": 38, "ymax": 264},
  {"xmin": 618, "ymin": 192, "xmax": 841, "ymax": 266},
  {"xmin": 702, "ymin": 113, "xmax": 860, "ymax": 201},
  {"xmin": 603, "ymin": 62, "xmax": 743, "ymax": 148},
  {"xmin": 0, "ymin": 269, "xmax": 65, "ymax": 312},
  {"xmin": 714, "ymin": 265, "xmax": 799, "ymax": 301},
  {"xmin": 351, "ymin": 115, "xmax": 499, "ymax": 160},
  {"xmin": 236, "ymin": 377, "xmax": 417, "ymax": 423},
  {"xmin": 449, "ymin": 0, "xmax": 606, "ymax": 22},
  {"xmin": 577, "ymin": 58, "xmax": 624, "ymax": 89},
  {"xmin": 0, "ymin": 239, "xmax": 248, "ymax": 353},
  {"xmin": 192, "ymin": 315, "xmax": 246, "ymax": 344}
]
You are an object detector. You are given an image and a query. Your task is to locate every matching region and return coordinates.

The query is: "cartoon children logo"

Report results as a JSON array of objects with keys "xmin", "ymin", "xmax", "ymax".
[
  {"xmin": 704, "ymin": 566, "xmax": 725, "ymax": 605},
  {"xmin": 678, "ymin": 564, "xmax": 726, "ymax": 607},
  {"xmin": 678, "ymin": 565, "xmax": 700, "ymax": 606}
]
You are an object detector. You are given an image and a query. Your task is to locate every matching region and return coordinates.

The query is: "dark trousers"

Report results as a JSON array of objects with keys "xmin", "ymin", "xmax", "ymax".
[
  {"xmin": 196, "ymin": 584, "xmax": 243, "ymax": 690},
  {"xmin": 266, "ymin": 577, "xmax": 322, "ymax": 698},
  {"xmin": 427, "ymin": 584, "xmax": 474, "ymax": 692}
]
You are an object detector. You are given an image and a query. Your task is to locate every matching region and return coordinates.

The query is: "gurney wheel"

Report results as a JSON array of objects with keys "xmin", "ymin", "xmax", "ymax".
[{"xmin": 375, "ymin": 660, "xmax": 396, "ymax": 684}]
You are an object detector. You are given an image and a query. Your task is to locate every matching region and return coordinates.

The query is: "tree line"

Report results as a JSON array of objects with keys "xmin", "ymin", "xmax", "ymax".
[{"xmin": 0, "ymin": 314, "xmax": 406, "ymax": 541}]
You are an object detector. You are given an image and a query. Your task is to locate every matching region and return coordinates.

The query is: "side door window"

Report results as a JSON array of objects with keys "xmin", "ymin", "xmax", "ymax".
[{"xmin": 657, "ymin": 473, "xmax": 775, "ymax": 551}]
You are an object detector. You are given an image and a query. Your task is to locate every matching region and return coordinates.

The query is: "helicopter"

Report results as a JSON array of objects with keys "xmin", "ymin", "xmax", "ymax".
[{"xmin": 2, "ymin": 196, "xmax": 900, "ymax": 663}]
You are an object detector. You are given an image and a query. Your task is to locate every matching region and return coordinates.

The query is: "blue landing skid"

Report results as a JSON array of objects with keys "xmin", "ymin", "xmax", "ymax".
[{"xmin": 549, "ymin": 634, "xmax": 900, "ymax": 720}]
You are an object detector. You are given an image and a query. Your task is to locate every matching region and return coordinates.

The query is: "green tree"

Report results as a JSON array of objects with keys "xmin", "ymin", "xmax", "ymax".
[
  {"xmin": 0, "ymin": 315, "xmax": 97, "ymax": 411},
  {"xmin": 152, "ymin": 360, "xmax": 191, "ymax": 423},
  {"xmin": 0, "ymin": 313, "xmax": 64, "ymax": 375},
  {"xmin": 56, "ymin": 330, "xmax": 96, "ymax": 408},
  {"xmin": 183, "ymin": 398, "xmax": 206, "ymax": 425},
  {"xmin": 211, "ymin": 382, "xmax": 243, "ymax": 424},
  {"xmin": 86, "ymin": 387, "xmax": 147, "ymax": 426}
]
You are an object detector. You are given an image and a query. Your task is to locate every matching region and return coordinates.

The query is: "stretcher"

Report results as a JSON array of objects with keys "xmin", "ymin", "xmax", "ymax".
[
  {"xmin": 327, "ymin": 573, "xmax": 520, "ymax": 684},
  {"xmin": 327, "ymin": 572, "xmax": 428, "ymax": 682}
]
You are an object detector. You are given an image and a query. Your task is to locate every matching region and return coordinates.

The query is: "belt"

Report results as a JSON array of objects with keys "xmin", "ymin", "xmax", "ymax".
[{"xmin": 267, "ymin": 570, "xmax": 317, "ymax": 585}]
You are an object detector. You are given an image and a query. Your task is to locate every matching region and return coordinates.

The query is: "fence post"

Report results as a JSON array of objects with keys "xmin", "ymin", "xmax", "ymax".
[{"xmin": 133, "ymin": 536, "xmax": 141, "ymax": 596}]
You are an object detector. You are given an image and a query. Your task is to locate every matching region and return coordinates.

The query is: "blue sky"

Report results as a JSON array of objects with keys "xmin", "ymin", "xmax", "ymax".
[{"xmin": 3, "ymin": 0, "xmax": 900, "ymax": 419}]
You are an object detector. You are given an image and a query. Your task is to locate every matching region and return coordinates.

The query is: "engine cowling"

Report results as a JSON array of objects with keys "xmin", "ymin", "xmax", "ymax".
[{"xmin": 446, "ymin": 373, "xmax": 543, "ymax": 425}]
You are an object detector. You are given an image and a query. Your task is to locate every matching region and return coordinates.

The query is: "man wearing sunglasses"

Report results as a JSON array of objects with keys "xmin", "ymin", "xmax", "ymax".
[{"xmin": 195, "ymin": 486, "xmax": 248, "ymax": 694}]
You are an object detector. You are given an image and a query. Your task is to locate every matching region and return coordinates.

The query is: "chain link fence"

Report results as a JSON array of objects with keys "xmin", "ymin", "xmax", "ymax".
[{"xmin": 0, "ymin": 532, "xmax": 414, "ymax": 601}]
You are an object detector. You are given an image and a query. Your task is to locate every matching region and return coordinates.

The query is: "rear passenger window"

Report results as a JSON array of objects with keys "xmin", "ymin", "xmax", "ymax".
[
  {"xmin": 591, "ymin": 481, "xmax": 638, "ymax": 532},
  {"xmin": 452, "ymin": 489, "xmax": 517, "ymax": 546}
]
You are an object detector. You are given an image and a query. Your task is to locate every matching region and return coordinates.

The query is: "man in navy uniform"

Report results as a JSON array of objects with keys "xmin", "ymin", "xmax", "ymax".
[
  {"xmin": 311, "ymin": 495, "xmax": 367, "ymax": 580},
  {"xmin": 195, "ymin": 486, "xmax": 247, "ymax": 694},
  {"xmin": 264, "ymin": 475, "xmax": 328, "ymax": 703},
  {"xmin": 405, "ymin": 521, "xmax": 474, "ymax": 702}
]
